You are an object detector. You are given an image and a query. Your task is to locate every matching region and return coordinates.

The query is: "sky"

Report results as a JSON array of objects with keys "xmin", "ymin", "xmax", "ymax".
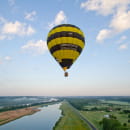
[{"xmin": 0, "ymin": 0, "xmax": 130, "ymax": 96}]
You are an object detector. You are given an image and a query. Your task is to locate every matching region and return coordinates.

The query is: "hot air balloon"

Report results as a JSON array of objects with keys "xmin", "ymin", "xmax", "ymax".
[{"xmin": 47, "ymin": 24, "xmax": 85, "ymax": 77}]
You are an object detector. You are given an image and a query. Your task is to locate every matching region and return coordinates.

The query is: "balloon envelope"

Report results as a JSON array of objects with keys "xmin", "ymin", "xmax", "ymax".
[{"xmin": 47, "ymin": 24, "xmax": 85, "ymax": 73}]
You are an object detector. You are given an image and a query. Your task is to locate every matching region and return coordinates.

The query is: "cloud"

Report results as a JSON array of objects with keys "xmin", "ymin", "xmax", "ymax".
[
  {"xmin": 2, "ymin": 21, "xmax": 35, "ymax": 36},
  {"xmin": 54, "ymin": 11, "xmax": 67, "ymax": 25},
  {"xmin": 21, "ymin": 40, "xmax": 48, "ymax": 55},
  {"xmin": 96, "ymin": 29, "xmax": 112, "ymax": 42},
  {"xmin": 117, "ymin": 35, "xmax": 127, "ymax": 44},
  {"xmin": 119, "ymin": 35, "xmax": 127, "ymax": 41},
  {"xmin": 81, "ymin": 0, "xmax": 130, "ymax": 42},
  {"xmin": 0, "ymin": 19, "xmax": 35, "ymax": 40},
  {"xmin": 24, "ymin": 11, "xmax": 36, "ymax": 21},
  {"xmin": 97, "ymin": 10, "xmax": 130, "ymax": 42},
  {"xmin": 4, "ymin": 56, "xmax": 12, "ymax": 61},
  {"xmin": 0, "ymin": 56, "xmax": 12, "ymax": 65},
  {"xmin": 0, "ymin": 35, "xmax": 6, "ymax": 40},
  {"xmin": 48, "ymin": 10, "xmax": 67, "ymax": 28},
  {"xmin": 110, "ymin": 10, "xmax": 130, "ymax": 32},
  {"xmin": 118, "ymin": 43, "xmax": 128, "ymax": 50},
  {"xmin": 117, "ymin": 36, "xmax": 128, "ymax": 50},
  {"xmin": 81, "ymin": 0, "xmax": 130, "ymax": 16}
]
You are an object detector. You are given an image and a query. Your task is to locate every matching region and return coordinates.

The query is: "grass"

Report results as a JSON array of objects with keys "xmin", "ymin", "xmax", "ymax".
[
  {"xmin": 80, "ymin": 111, "xmax": 103, "ymax": 130},
  {"xmin": 81, "ymin": 109, "xmax": 130, "ymax": 129},
  {"xmin": 54, "ymin": 101, "xmax": 90, "ymax": 130},
  {"xmin": 100, "ymin": 100, "xmax": 130, "ymax": 105}
]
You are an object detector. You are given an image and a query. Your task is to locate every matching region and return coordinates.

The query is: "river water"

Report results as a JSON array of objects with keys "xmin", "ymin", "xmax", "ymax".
[{"xmin": 0, "ymin": 103, "xmax": 61, "ymax": 130}]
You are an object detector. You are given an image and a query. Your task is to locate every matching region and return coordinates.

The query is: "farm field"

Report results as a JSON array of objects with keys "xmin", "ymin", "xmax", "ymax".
[
  {"xmin": 54, "ymin": 101, "xmax": 90, "ymax": 130},
  {"xmin": 80, "ymin": 101, "xmax": 130, "ymax": 129}
]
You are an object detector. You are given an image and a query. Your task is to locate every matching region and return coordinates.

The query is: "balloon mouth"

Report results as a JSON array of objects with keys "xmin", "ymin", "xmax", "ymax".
[{"xmin": 63, "ymin": 67, "xmax": 67, "ymax": 71}]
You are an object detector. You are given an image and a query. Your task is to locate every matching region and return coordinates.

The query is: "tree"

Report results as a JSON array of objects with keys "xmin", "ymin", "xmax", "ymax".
[
  {"xmin": 102, "ymin": 118, "xmax": 128, "ymax": 130},
  {"xmin": 123, "ymin": 123, "xmax": 127, "ymax": 127}
]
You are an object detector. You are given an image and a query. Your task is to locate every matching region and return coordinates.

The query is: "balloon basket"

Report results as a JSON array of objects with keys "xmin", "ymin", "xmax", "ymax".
[{"xmin": 64, "ymin": 72, "xmax": 68, "ymax": 77}]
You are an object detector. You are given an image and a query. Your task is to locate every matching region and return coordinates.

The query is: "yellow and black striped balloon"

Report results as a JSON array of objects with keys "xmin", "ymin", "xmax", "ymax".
[{"xmin": 47, "ymin": 24, "xmax": 85, "ymax": 75}]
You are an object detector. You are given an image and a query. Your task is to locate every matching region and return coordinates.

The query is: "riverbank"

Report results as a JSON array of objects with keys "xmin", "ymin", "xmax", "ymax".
[
  {"xmin": 0, "ymin": 106, "xmax": 40, "ymax": 125},
  {"xmin": 53, "ymin": 101, "xmax": 90, "ymax": 130}
]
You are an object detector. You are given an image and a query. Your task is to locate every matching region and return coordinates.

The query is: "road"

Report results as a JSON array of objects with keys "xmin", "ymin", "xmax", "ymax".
[{"xmin": 68, "ymin": 102, "xmax": 97, "ymax": 130}]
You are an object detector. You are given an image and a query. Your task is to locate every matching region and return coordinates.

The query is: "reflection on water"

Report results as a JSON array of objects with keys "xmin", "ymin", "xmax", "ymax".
[{"xmin": 0, "ymin": 103, "xmax": 61, "ymax": 130}]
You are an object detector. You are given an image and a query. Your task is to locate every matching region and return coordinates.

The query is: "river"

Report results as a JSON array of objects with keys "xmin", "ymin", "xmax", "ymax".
[{"xmin": 0, "ymin": 103, "xmax": 61, "ymax": 130}]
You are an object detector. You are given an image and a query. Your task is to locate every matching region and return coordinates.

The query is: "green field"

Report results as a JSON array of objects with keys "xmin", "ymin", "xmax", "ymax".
[
  {"xmin": 101, "ymin": 100, "xmax": 130, "ymax": 105},
  {"xmin": 54, "ymin": 98, "xmax": 130, "ymax": 130},
  {"xmin": 54, "ymin": 101, "xmax": 90, "ymax": 130},
  {"xmin": 81, "ymin": 107, "xmax": 130, "ymax": 129}
]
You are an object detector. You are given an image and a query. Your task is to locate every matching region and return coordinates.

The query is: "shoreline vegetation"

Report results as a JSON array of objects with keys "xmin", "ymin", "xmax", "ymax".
[
  {"xmin": 53, "ymin": 102, "xmax": 64, "ymax": 130},
  {"xmin": 0, "ymin": 106, "xmax": 40, "ymax": 125}
]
